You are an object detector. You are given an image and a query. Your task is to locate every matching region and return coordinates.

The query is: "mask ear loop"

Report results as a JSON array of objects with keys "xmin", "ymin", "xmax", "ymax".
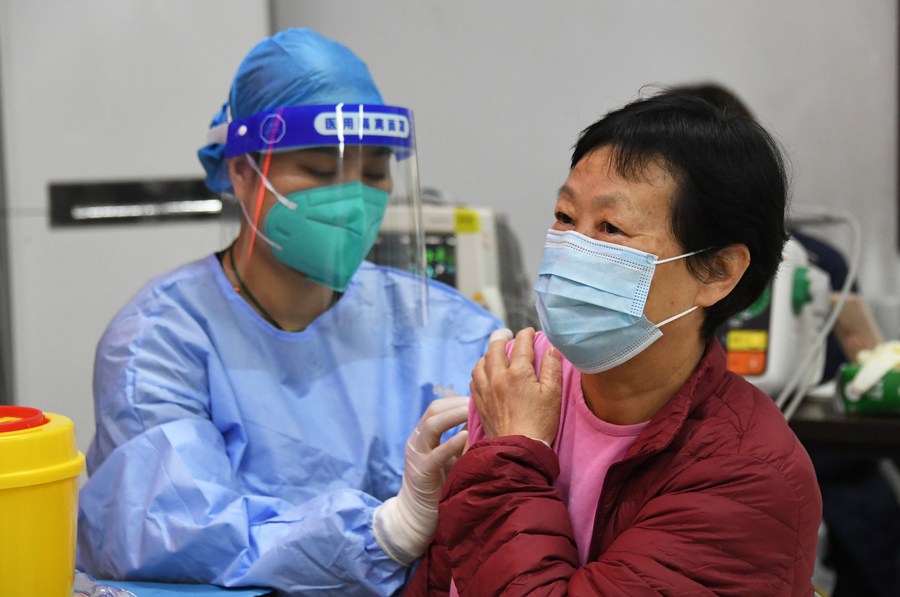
[
  {"xmin": 229, "ymin": 149, "xmax": 278, "ymax": 293},
  {"xmin": 655, "ymin": 247, "xmax": 710, "ymax": 264},
  {"xmin": 245, "ymin": 149, "xmax": 274, "ymax": 266},
  {"xmin": 238, "ymin": 107, "xmax": 286, "ymax": 269},
  {"xmin": 651, "ymin": 246, "xmax": 711, "ymax": 328},
  {"xmin": 233, "ymin": 166, "xmax": 282, "ymax": 251},
  {"xmin": 654, "ymin": 305, "xmax": 699, "ymax": 328},
  {"xmin": 244, "ymin": 156, "xmax": 297, "ymax": 212}
]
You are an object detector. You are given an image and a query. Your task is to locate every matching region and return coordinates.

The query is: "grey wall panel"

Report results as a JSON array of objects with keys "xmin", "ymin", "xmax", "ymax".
[{"xmin": 0, "ymin": 0, "xmax": 269, "ymax": 451}]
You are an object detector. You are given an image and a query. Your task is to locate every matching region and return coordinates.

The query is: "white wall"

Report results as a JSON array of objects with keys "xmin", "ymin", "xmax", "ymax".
[
  {"xmin": 274, "ymin": 0, "xmax": 899, "ymax": 314},
  {"xmin": 0, "ymin": 0, "xmax": 268, "ymax": 451}
]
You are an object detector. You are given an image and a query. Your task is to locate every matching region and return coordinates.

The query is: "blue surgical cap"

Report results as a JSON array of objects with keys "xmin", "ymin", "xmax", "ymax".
[{"xmin": 198, "ymin": 28, "xmax": 384, "ymax": 194}]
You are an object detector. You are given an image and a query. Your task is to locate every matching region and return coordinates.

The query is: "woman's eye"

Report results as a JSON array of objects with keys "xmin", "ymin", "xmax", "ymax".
[
  {"xmin": 364, "ymin": 170, "xmax": 388, "ymax": 182},
  {"xmin": 600, "ymin": 221, "xmax": 621, "ymax": 234},
  {"xmin": 555, "ymin": 211, "xmax": 573, "ymax": 225},
  {"xmin": 306, "ymin": 168, "xmax": 337, "ymax": 179}
]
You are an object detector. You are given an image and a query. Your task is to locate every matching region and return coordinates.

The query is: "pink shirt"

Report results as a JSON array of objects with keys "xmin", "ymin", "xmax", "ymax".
[{"xmin": 467, "ymin": 331, "xmax": 647, "ymax": 564}]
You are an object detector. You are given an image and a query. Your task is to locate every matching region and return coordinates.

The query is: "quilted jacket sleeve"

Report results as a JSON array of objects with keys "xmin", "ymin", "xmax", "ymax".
[
  {"xmin": 410, "ymin": 434, "xmax": 818, "ymax": 597},
  {"xmin": 407, "ymin": 436, "xmax": 579, "ymax": 596}
]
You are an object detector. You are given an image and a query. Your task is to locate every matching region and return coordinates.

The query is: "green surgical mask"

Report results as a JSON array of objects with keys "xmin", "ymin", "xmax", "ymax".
[
  {"xmin": 265, "ymin": 181, "xmax": 389, "ymax": 291},
  {"xmin": 238, "ymin": 168, "xmax": 390, "ymax": 291}
]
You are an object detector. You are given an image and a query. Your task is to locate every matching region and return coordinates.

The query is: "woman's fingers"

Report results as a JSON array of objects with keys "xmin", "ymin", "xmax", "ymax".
[
  {"xmin": 539, "ymin": 346, "xmax": 563, "ymax": 394},
  {"xmin": 508, "ymin": 327, "xmax": 536, "ymax": 369}
]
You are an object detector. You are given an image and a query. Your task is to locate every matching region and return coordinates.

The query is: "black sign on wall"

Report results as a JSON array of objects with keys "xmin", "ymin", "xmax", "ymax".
[{"xmin": 49, "ymin": 178, "xmax": 239, "ymax": 227}]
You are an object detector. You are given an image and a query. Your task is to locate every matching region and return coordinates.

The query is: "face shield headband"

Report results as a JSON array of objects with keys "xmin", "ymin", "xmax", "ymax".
[{"xmin": 206, "ymin": 103, "xmax": 415, "ymax": 159}]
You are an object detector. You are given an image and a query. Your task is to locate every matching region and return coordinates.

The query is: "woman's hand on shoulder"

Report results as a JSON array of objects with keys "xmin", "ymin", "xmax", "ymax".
[{"xmin": 470, "ymin": 327, "xmax": 562, "ymax": 444}]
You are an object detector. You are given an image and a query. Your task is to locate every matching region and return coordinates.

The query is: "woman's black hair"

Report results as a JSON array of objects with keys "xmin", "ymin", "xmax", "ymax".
[{"xmin": 571, "ymin": 90, "xmax": 789, "ymax": 339}]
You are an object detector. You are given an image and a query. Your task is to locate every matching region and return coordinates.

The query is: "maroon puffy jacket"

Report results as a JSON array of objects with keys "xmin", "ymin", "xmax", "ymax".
[{"xmin": 407, "ymin": 340, "xmax": 822, "ymax": 596}]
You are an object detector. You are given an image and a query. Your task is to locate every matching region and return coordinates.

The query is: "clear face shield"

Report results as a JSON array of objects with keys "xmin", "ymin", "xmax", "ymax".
[{"xmin": 216, "ymin": 103, "xmax": 428, "ymax": 325}]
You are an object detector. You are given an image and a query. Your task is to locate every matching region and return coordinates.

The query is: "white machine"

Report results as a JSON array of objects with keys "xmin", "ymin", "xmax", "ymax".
[
  {"xmin": 369, "ymin": 199, "xmax": 537, "ymax": 332},
  {"xmin": 717, "ymin": 237, "xmax": 832, "ymax": 400}
]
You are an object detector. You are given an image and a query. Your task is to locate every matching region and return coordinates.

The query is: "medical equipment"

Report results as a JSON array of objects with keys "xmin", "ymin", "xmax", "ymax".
[
  {"xmin": 718, "ymin": 206, "xmax": 863, "ymax": 421},
  {"xmin": 368, "ymin": 192, "xmax": 538, "ymax": 331},
  {"xmin": 835, "ymin": 342, "xmax": 900, "ymax": 415},
  {"xmin": 0, "ymin": 406, "xmax": 84, "ymax": 596},
  {"xmin": 718, "ymin": 237, "xmax": 831, "ymax": 398}
]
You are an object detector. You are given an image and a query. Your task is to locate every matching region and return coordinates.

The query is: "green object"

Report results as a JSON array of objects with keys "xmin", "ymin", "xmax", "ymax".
[
  {"xmin": 264, "ymin": 181, "xmax": 390, "ymax": 291},
  {"xmin": 792, "ymin": 267, "xmax": 811, "ymax": 315},
  {"xmin": 741, "ymin": 284, "xmax": 771, "ymax": 321},
  {"xmin": 836, "ymin": 363, "xmax": 900, "ymax": 415}
]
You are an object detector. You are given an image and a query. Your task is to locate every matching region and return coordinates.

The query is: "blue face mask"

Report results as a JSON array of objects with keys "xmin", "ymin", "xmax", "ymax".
[
  {"xmin": 534, "ymin": 229, "xmax": 701, "ymax": 373},
  {"xmin": 242, "ymin": 158, "xmax": 390, "ymax": 291}
]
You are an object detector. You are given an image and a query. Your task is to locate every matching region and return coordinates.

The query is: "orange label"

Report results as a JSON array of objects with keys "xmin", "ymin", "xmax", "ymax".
[{"xmin": 727, "ymin": 351, "xmax": 767, "ymax": 376}]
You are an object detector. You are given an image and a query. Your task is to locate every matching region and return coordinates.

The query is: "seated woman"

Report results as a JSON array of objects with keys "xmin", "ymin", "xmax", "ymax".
[{"xmin": 407, "ymin": 91, "xmax": 822, "ymax": 596}]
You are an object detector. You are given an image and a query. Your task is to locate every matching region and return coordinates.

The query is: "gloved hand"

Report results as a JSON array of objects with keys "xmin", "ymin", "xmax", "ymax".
[
  {"xmin": 489, "ymin": 327, "xmax": 515, "ymax": 344},
  {"xmin": 373, "ymin": 395, "xmax": 470, "ymax": 566}
]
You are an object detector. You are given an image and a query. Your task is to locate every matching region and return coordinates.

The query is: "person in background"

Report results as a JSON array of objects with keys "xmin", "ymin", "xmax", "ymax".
[
  {"xmin": 76, "ymin": 28, "xmax": 501, "ymax": 596},
  {"xmin": 408, "ymin": 90, "xmax": 822, "ymax": 595},
  {"xmin": 675, "ymin": 81, "xmax": 900, "ymax": 597}
]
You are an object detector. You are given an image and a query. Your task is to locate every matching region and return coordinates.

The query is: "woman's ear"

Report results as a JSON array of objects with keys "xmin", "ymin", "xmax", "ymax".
[
  {"xmin": 226, "ymin": 155, "xmax": 258, "ymax": 201},
  {"xmin": 695, "ymin": 244, "xmax": 751, "ymax": 308}
]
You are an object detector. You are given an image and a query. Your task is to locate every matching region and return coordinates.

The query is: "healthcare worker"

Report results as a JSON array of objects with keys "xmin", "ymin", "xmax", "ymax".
[{"xmin": 76, "ymin": 28, "xmax": 501, "ymax": 596}]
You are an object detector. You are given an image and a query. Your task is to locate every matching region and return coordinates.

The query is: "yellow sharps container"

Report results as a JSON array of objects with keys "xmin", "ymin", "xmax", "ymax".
[{"xmin": 0, "ymin": 405, "xmax": 85, "ymax": 596}]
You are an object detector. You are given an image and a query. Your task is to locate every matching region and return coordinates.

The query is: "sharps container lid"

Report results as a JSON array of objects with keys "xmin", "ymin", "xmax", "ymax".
[
  {"xmin": 0, "ymin": 405, "xmax": 48, "ymax": 432},
  {"xmin": 0, "ymin": 405, "xmax": 85, "ymax": 489}
]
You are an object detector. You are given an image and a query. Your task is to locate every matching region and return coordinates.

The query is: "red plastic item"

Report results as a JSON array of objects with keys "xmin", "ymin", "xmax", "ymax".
[{"xmin": 0, "ymin": 406, "xmax": 48, "ymax": 433}]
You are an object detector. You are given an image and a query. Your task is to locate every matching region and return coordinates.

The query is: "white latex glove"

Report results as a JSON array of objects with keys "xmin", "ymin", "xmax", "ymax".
[
  {"xmin": 373, "ymin": 395, "xmax": 470, "ymax": 566},
  {"xmin": 489, "ymin": 327, "xmax": 515, "ymax": 344}
]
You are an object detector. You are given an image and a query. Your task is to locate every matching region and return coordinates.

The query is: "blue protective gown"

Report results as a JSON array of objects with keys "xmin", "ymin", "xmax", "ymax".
[{"xmin": 76, "ymin": 255, "xmax": 501, "ymax": 596}]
